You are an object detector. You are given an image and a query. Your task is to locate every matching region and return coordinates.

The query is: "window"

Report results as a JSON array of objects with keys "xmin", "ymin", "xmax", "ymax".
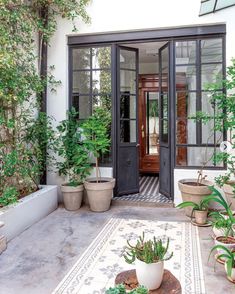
[
  {"xmin": 199, "ymin": 0, "xmax": 235, "ymax": 15},
  {"xmin": 175, "ymin": 38, "xmax": 225, "ymax": 168},
  {"xmin": 71, "ymin": 46, "xmax": 112, "ymax": 165}
]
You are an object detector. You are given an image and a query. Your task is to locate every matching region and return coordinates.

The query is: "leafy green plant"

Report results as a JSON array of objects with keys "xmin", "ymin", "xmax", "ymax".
[
  {"xmin": 209, "ymin": 211, "xmax": 233, "ymax": 237},
  {"xmin": 0, "ymin": 187, "xmax": 18, "ymax": 207},
  {"xmin": 176, "ymin": 198, "xmax": 209, "ymax": 212},
  {"xmin": 81, "ymin": 107, "xmax": 111, "ymax": 182},
  {"xmin": 123, "ymin": 232, "xmax": 173, "ymax": 264},
  {"xmin": 209, "ymin": 245, "xmax": 235, "ymax": 278},
  {"xmin": 106, "ymin": 284, "xmax": 148, "ymax": 294},
  {"xmin": 56, "ymin": 108, "xmax": 91, "ymax": 186}
]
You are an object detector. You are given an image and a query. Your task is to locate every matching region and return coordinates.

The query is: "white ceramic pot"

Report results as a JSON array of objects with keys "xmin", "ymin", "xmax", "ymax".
[
  {"xmin": 215, "ymin": 236, "xmax": 235, "ymax": 259},
  {"xmin": 225, "ymin": 263, "xmax": 235, "ymax": 282},
  {"xmin": 135, "ymin": 258, "xmax": 164, "ymax": 290}
]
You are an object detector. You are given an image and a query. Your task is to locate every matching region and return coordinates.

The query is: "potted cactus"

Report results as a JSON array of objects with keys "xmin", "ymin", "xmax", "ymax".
[{"xmin": 123, "ymin": 233, "xmax": 173, "ymax": 290}]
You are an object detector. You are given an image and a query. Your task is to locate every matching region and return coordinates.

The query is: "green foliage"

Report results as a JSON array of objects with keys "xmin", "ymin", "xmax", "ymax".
[
  {"xmin": 209, "ymin": 211, "xmax": 233, "ymax": 236},
  {"xmin": 123, "ymin": 232, "xmax": 173, "ymax": 264},
  {"xmin": 105, "ymin": 284, "xmax": 148, "ymax": 294},
  {"xmin": 56, "ymin": 108, "xmax": 91, "ymax": 186},
  {"xmin": 209, "ymin": 245, "xmax": 235, "ymax": 277},
  {"xmin": 0, "ymin": 1, "xmax": 90, "ymax": 205},
  {"xmin": 0, "ymin": 187, "xmax": 18, "ymax": 207},
  {"xmin": 176, "ymin": 198, "xmax": 209, "ymax": 212}
]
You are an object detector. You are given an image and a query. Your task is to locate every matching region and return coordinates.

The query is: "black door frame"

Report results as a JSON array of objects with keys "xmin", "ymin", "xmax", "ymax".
[{"xmin": 68, "ymin": 24, "xmax": 226, "ymax": 201}]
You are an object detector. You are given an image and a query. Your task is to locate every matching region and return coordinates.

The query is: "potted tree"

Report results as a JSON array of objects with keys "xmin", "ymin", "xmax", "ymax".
[
  {"xmin": 176, "ymin": 198, "xmax": 210, "ymax": 225},
  {"xmin": 123, "ymin": 233, "xmax": 173, "ymax": 290},
  {"xmin": 56, "ymin": 108, "xmax": 91, "ymax": 211},
  {"xmin": 209, "ymin": 245, "xmax": 235, "ymax": 282},
  {"xmin": 81, "ymin": 107, "xmax": 115, "ymax": 212}
]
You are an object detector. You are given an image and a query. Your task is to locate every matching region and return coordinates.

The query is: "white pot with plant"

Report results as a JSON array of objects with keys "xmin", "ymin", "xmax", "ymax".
[
  {"xmin": 82, "ymin": 107, "xmax": 115, "ymax": 212},
  {"xmin": 123, "ymin": 233, "xmax": 173, "ymax": 290},
  {"xmin": 209, "ymin": 245, "xmax": 235, "ymax": 282},
  {"xmin": 209, "ymin": 212, "xmax": 233, "ymax": 237},
  {"xmin": 176, "ymin": 197, "xmax": 210, "ymax": 225},
  {"xmin": 56, "ymin": 108, "xmax": 91, "ymax": 211}
]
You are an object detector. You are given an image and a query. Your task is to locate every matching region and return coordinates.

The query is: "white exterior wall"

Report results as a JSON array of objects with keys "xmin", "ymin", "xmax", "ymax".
[{"xmin": 47, "ymin": 0, "xmax": 235, "ymax": 203}]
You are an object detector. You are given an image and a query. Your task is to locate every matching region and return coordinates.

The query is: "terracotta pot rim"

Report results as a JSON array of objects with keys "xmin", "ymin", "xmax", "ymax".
[{"xmin": 216, "ymin": 236, "xmax": 235, "ymax": 243}]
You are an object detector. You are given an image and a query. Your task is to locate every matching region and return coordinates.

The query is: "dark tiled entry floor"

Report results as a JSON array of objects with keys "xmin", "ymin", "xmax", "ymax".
[{"xmin": 113, "ymin": 176, "xmax": 172, "ymax": 204}]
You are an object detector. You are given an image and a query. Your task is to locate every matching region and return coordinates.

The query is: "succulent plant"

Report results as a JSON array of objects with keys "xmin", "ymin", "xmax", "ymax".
[{"xmin": 123, "ymin": 232, "xmax": 173, "ymax": 264}]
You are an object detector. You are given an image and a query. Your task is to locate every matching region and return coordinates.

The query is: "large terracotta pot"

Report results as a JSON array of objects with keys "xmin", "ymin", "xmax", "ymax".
[
  {"xmin": 84, "ymin": 177, "xmax": 115, "ymax": 212},
  {"xmin": 135, "ymin": 258, "xmax": 164, "ymax": 290},
  {"xmin": 178, "ymin": 179, "xmax": 213, "ymax": 217},
  {"xmin": 223, "ymin": 181, "xmax": 235, "ymax": 210},
  {"xmin": 61, "ymin": 184, "xmax": 84, "ymax": 211}
]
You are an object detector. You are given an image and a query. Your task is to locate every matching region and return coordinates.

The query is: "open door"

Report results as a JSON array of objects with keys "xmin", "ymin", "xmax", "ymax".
[
  {"xmin": 116, "ymin": 46, "xmax": 139, "ymax": 196},
  {"xmin": 159, "ymin": 43, "xmax": 172, "ymax": 198}
]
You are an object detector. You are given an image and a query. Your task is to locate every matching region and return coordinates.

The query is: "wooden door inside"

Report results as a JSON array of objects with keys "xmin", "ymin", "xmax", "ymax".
[{"xmin": 138, "ymin": 74, "xmax": 163, "ymax": 174}]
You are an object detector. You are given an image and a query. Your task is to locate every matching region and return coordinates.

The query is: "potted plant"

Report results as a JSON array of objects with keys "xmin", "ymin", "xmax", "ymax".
[
  {"xmin": 106, "ymin": 284, "xmax": 148, "ymax": 294},
  {"xmin": 209, "ymin": 245, "xmax": 235, "ymax": 282},
  {"xmin": 209, "ymin": 211, "xmax": 233, "ymax": 237},
  {"xmin": 123, "ymin": 233, "xmax": 173, "ymax": 290},
  {"xmin": 56, "ymin": 108, "xmax": 91, "ymax": 211},
  {"xmin": 178, "ymin": 171, "xmax": 213, "ymax": 217},
  {"xmin": 81, "ymin": 107, "xmax": 115, "ymax": 212},
  {"xmin": 176, "ymin": 198, "xmax": 210, "ymax": 225}
]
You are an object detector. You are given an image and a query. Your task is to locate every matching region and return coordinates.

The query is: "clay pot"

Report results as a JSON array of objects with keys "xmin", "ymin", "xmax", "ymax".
[
  {"xmin": 215, "ymin": 236, "xmax": 235, "ymax": 260},
  {"xmin": 84, "ymin": 177, "xmax": 115, "ymax": 212},
  {"xmin": 223, "ymin": 181, "xmax": 235, "ymax": 210},
  {"xmin": 61, "ymin": 184, "xmax": 84, "ymax": 211},
  {"xmin": 194, "ymin": 210, "xmax": 208, "ymax": 225},
  {"xmin": 178, "ymin": 179, "xmax": 213, "ymax": 217},
  {"xmin": 135, "ymin": 258, "xmax": 164, "ymax": 290}
]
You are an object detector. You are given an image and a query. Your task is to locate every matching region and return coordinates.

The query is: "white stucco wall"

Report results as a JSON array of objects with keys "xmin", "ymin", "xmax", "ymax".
[{"xmin": 47, "ymin": 0, "xmax": 235, "ymax": 202}]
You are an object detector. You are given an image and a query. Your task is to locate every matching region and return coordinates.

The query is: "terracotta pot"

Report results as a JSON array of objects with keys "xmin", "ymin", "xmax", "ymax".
[
  {"xmin": 61, "ymin": 184, "xmax": 84, "ymax": 211},
  {"xmin": 135, "ymin": 258, "xmax": 164, "ymax": 290},
  {"xmin": 194, "ymin": 210, "xmax": 208, "ymax": 225},
  {"xmin": 225, "ymin": 263, "xmax": 235, "ymax": 282},
  {"xmin": 223, "ymin": 181, "xmax": 235, "ymax": 210},
  {"xmin": 215, "ymin": 236, "xmax": 235, "ymax": 260},
  {"xmin": 178, "ymin": 179, "xmax": 213, "ymax": 217},
  {"xmin": 84, "ymin": 177, "xmax": 115, "ymax": 212}
]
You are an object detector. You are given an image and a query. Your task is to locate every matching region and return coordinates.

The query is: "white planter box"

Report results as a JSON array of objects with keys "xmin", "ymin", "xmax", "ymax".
[{"xmin": 0, "ymin": 185, "xmax": 58, "ymax": 241}]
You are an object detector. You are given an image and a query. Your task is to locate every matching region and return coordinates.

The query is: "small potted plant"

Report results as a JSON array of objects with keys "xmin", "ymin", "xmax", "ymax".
[
  {"xmin": 81, "ymin": 107, "xmax": 115, "ymax": 212},
  {"xmin": 123, "ymin": 233, "xmax": 173, "ymax": 290},
  {"xmin": 106, "ymin": 284, "xmax": 148, "ymax": 294},
  {"xmin": 209, "ymin": 245, "xmax": 235, "ymax": 282},
  {"xmin": 209, "ymin": 211, "xmax": 233, "ymax": 237},
  {"xmin": 56, "ymin": 108, "xmax": 91, "ymax": 211},
  {"xmin": 176, "ymin": 198, "xmax": 209, "ymax": 225}
]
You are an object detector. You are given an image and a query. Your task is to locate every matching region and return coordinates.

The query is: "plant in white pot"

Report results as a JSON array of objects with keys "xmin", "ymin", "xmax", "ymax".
[
  {"xmin": 176, "ymin": 198, "xmax": 210, "ymax": 225},
  {"xmin": 209, "ymin": 211, "xmax": 233, "ymax": 237},
  {"xmin": 209, "ymin": 245, "xmax": 235, "ymax": 282},
  {"xmin": 56, "ymin": 108, "xmax": 91, "ymax": 211},
  {"xmin": 81, "ymin": 107, "xmax": 115, "ymax": 212},
  {"xmin": 123, "ymin": 233, "xmax": 173, "ymax": 290}
]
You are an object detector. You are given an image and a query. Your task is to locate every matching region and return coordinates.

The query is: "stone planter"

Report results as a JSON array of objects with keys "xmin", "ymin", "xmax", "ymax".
[
  {"xmin": 61, "ymin": 184, "xmax": 83, "ymax": 211},
  {"xmin": 0, "ymin": 185, "xmax": 57, "ymax": 241},
  {"xmin": 84, "ymin": 177, "xmax": 115, "ymax": 212},
  {"xmin": 194, "ymin": 210, "xmax": 208, "ymax": 225},
  {"xmin": 223, "ymin": 181, "xmax": 235, "ymax": 210},
  {"xmin": 135, "ymin": 258, "xmax": 164, "ymax": 290},
  {"xmin": 178, "ymin": 179, "xmax": 213, "ymax": 217}
]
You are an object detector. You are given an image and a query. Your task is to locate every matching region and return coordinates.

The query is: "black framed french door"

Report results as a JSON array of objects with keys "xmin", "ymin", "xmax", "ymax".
[
  {"xmin": 116, "ymin": 46, "xmax": 139, "ymax": 196},
  {"xmin": 159, "ymin": 42, "xmax": 173, "ymax": 198}
]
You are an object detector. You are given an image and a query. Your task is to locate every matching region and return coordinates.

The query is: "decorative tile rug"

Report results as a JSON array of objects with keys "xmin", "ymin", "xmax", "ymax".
[
  {"xmin": 52, "ymin": 218, "xmax": 205, "ymax": 294},
  {"xmin": 113, "ymin": 176, "xmax": 172, "ymax": 204}
]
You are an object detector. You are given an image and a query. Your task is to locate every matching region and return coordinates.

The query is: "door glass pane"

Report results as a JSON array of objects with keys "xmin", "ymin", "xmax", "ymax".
[
  {"xmin": 92, "ymin": 70, "xmax": 111, "ymax": 94},
  {"xmin": 120, "ymin": 49, "xmax": 136, "ymax": 69},
  {"xmin": 162, "ymin": 93, "xmax": 168, "ymax": 119},
  {"xmin": 120, "ymin": 70, "xmax": 136, "ymax": 94},
  {"xmin": 201, "ymin": 39, "xmax": 222, "ymax": 63},
  {"xmin": 92, "ymin": 94, "xmax": 111, "ymax": 109},
  {"xmin": 176, "ymin": 65, "xmax": 197, "ymax": 91},
  {"xmin": 176, "ymin": 92, "xmax": 196, "ymax": 118},
  {"xmin": 146, "ymin": 92, "xmax": 159, "ymax": 155},
  {"xmin": 92, "ymin": 47, "xmax": 111, "ymax": 69},
  {"xmin": 72, "ymin": 95, "xmax": 90, "ymax": 119},
  {"xmin": 120, "ymin": 120, "xmax": 136, "ymax": 143},
  {"xmin": 72, "ymin": 48, "xmax": 90, "ymax": 70},
  {"xmin": 176, "ymin": 119, "xmax": 196, "ymax": 144},
  {"xmin": 162, "ymin": 119, "xmax": 168, "ymax": 142},
  {"xmin": 201, "ymin": 64, "xmax": 223, "ymax": 90},
  {"xmin": 216, "ymin": 0, "xmax": 235, "ymax": 10},
  {"xmin": 175, "ymin": 41, "xmax": 196, "ymax": 64},
  {"xmin": 73, "ymin": 71, "xmax": 90, "ymax": 94},
  {"xmin": 120, "ymin": 95, "xmax": 136, "ymax": 119}
]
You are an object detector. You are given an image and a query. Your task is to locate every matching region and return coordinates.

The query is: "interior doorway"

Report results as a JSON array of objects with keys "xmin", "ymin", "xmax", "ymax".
[{"xmin": 116, "ymin": 41, "xmax": 172, "ymax": 202}]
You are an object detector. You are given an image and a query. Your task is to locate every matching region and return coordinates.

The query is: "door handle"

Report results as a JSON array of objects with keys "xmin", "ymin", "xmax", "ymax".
[{"xmin": 136, "ymin": 144, "xmax": 140, "ymax": 147}]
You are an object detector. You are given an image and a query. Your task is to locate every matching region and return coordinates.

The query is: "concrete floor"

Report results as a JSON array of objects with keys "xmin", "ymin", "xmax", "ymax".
[{"xmin": 0, "ymin": 205, "xmax": 234, "ymax": 294}]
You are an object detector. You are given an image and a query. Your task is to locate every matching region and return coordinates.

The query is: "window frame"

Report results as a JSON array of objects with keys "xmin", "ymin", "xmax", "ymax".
[
  {"xmin": 199, "ymin": 0, "xmax": 235, "ymax": 16},
  {"xmin": 174, "ymin": 35, "xmax": 227, "ymax": 169}
]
